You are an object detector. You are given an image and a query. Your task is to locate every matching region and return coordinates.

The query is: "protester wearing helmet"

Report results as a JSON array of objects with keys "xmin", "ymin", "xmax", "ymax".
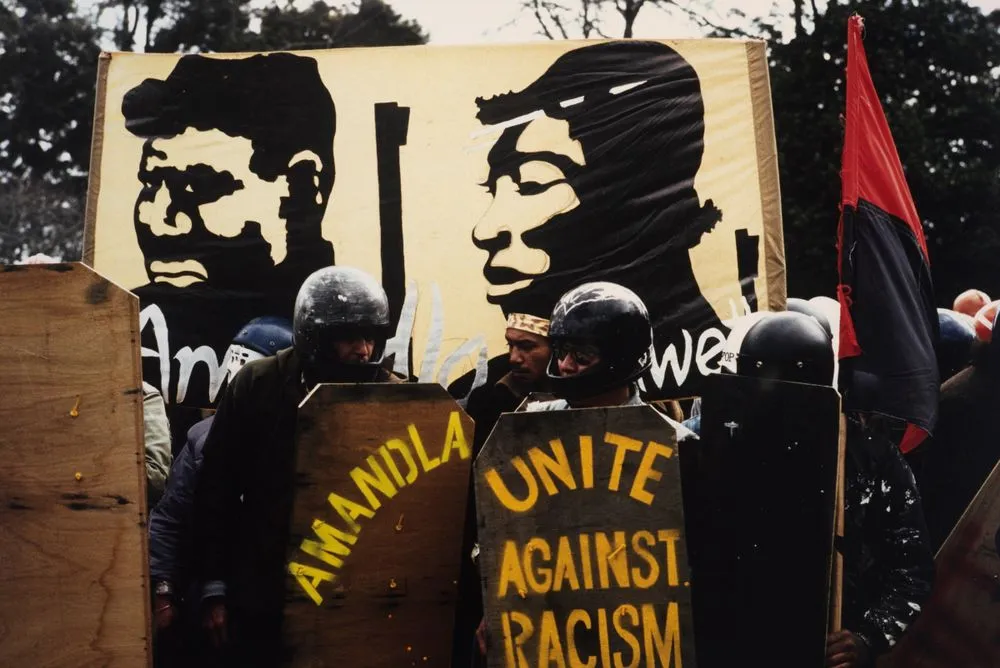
[
  {"xmin": 474, "ymin": 281, "xmax": 692, "ymax": 659},
  {"xmin": 527, "ymin": 282, "xmax": 654, "ymax": 410},
  {"xmin": 191, "ymin": 267, "xmax": 402, "ymax": 667},
  {"xmin": 733, "ymin": 312, "xmax": 933, "ymax": 668},
  {"xmin": 459, "ymin": 312, "xmax": 553, "ymax": 668},
  {"xmin": 149, "ymin": 316, "xmax": 293, "ymax": 667}
]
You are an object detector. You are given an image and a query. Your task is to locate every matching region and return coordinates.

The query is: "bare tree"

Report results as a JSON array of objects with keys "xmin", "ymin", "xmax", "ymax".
[
  {"xmin": 523, "ymin": 0, "xmax": 758, "ymax": 40},
  {"xmin": 523, "ymin": 0, "xmax": 607, "ymax": 39}
]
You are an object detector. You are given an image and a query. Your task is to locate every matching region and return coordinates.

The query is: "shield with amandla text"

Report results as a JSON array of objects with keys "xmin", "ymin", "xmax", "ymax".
[
  {"xmin": 475, "ymin": 405, "xmax": 696, "ymax": 668},
  {"xmin": 283, "ymin": 384, "xmax": 473, "ymax": 667}
]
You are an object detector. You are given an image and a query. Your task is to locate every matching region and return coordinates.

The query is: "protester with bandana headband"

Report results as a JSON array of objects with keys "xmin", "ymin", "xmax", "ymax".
[
  {"xmin": 454, "ymin": 310, "xmax": 552, "ymax": 667},
  {"xmin": 465, "ymin": 311, "xmax": 553, "ymax": 456}
]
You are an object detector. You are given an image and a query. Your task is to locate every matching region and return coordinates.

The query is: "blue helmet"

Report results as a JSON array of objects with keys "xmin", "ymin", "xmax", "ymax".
[
  {"xmin": 937, "ymin": 308, "xmax": 976, "ymax": 381},
  {"xmin": 227, "ymin": 316, "xmax": 294, "ymax": 381}
]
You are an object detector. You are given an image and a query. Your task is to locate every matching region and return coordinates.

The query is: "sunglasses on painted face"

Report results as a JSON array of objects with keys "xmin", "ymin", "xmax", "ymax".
[{"xmin": 552, "ymin": 342, "xmax": 601, "ymax": 367}]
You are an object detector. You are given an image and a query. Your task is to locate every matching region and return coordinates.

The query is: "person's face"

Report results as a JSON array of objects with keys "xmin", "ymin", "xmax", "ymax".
[
  {"xmin": 134, "ymin": 128, "xmax": 290, "ymax": 288},
  {"xmin": 474, "ymin": 116, "xmax": 586, "ymax": 304},
  {"xmin": 332, "ymin": 337, "xmax": 375, "ymax": 365},
  {"xmin": 506, "ymin": 327, "xmax": 551, "ymax": 385},
  {"xmin": 554, "ymin": 341, "xmax": 602, "ymax": 377}
]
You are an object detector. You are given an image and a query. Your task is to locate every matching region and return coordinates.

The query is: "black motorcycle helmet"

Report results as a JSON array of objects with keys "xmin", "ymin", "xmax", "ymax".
[
  {"xmin": 293, "ymin": 266, "xmax": 391, "ymax": 383},
  {"xmin": 737, "ymin": 311, "xmax": 834, "ymax": 386},
  {"xmin": 546, "ymin": 282, "xmax": 653, "ymax": 400}
]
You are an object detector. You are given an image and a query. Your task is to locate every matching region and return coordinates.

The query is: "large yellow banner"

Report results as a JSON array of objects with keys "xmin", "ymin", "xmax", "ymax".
[{"xmin": 85, "ymin": 39, "xmax": 784, "ymax": 406}]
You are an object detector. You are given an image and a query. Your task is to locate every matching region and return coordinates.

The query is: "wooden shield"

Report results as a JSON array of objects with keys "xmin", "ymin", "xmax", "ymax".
[
  {"xmin": 475, "ymin": 406, "xmax": 696, "ymax": 668},
  {"xmin": 885, "ymin": 459, "xmax": 1000, "ymax": 668},
  {"xmin": 283, "ymin": 384, "xmax": 473, "ymax": 667},
  {"xmin": 0, "ymin": 263, "xmax": 148, "ymax": 667},
  {"xmin": 686, "ymin": 373, "xmax": 841, "ymax": 667}
]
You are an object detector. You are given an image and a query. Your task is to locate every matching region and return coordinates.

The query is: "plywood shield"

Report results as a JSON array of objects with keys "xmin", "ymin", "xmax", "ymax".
[
  {"xmin": 686, "ymin": 373, "xmax": 841, "ymax": 667},
  {"xmin": 283, "ymin": 383, "xmax": 473, "ymax": 667},
  {"xmin": 0, "ymin": 263, "xmax": 148, "ymax": 667},
  {"xmin": 885, "ymin": 459, "xmax": 1000, "ymax": 668},
  {"xmin": 475, "ymin": 406, "xmax": 696, "ymax": 668}
]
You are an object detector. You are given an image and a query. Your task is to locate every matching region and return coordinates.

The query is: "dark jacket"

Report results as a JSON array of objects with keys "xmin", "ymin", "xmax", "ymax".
[
  {"xmin": 842, "ymin": 416, "xmax": 935, "ymax": 660},
  {"xmin": 193, "ymin": 348, "xmax": 400, "ymax": 619},
  {"xmin": 149, "ymin": 415, "xmax": 214, "ymax": 588},
  {"xmin": 465, "ymin": 372, "xmax": 538, "ymax": 457},
  {"xmin": 454, "ymin": 372, "xmax": 535, "ymax": 668},
  {"xmin": 919, "ymin": 339, "xmax": 1000, "ymax": 550}
]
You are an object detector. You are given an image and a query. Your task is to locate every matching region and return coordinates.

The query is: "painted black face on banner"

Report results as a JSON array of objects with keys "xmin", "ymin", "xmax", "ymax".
[
  {"xmin": 474, "ymin": 116, "xmax": 586, "ymax": 304},
  {"xmin": 473, "ymin": 41, "xmax": 723, "ymax": 319},
  {"xmin": 134, "ymin": 132, "xmax": 301, "ymax": 287},
  {"xmin": 123, "ymin": 53, "xmax": 336, "ymax": 291}
]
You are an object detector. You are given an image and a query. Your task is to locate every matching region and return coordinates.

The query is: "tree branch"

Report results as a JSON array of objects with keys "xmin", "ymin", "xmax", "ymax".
[{"xmin": 526, "ymin": 0, "xmax": 555, "ymax": 39}]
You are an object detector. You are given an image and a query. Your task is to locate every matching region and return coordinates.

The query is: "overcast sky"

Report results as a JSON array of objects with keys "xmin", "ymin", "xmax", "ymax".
[
  {"xmin": 387, "ymin": 0, "xmax": 1000, "ymax": 45},
  {"xmin": 81, "ymin": 0, "xmax": 1000, "ymax": 50}
]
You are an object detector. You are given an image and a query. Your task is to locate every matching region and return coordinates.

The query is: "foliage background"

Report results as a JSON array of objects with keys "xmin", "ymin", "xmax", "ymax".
[{"xmin": 3, "ymin": 0, "xmax": 998, "ymax": 305}]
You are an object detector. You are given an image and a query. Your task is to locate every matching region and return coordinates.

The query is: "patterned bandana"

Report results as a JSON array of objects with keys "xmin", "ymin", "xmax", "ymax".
[{"xmin": 506, "ymin": 313, "xmax": 550, "ymax": 337}]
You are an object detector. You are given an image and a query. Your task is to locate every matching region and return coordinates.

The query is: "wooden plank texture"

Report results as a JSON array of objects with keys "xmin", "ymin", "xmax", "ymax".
[
  {"xmin": 283, "ymin": 383, "xmax": 473, "ymax": 667},
  {"xmin": 0, "ymin": 263, "xmax": 149, "ymax": 667},
  {"xmin": 686, "ymin": 374, "xmax": 841, "ymax": 668},
  {"xmin": 885, "ymin": 458, "xmax": 1000, "ymax": 668},
  {"xmin": 475, "ymin": 406, "xmax": 695, "ymax": 668}
]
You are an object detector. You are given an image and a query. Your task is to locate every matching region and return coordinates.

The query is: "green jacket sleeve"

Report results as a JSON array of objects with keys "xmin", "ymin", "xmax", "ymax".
[{"xmin": 142, "ymin": 383, "xmax": 173, "ymax": 508}]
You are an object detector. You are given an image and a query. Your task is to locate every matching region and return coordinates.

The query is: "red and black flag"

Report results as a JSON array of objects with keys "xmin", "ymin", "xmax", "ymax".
[{"xmin": 837, "ymin": 15, "xmax": 939, "ymax": 452}]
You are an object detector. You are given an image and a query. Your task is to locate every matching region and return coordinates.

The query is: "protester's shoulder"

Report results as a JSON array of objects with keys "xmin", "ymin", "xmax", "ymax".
[
  {"xmin": 239, "ymin": 348, "xmax": 292, "ymax": 383},
  {"xmin": 188, "ymin": 415, "xmax": 215, "ymax": 446}
]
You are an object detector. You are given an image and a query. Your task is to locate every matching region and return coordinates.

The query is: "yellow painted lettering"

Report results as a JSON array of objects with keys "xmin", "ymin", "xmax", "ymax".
[
  {"xmin": 441, "ymin": 410, "xmax": 471, "ymax": 463},
  {"xmin": 409, "ymin": 424, "xmax": 441, "ymax": 472},
  {"xmin": 641, "ymin": 603, "xmax": 682, "ymax": 667},
  {"xmin": 350, "ymin": 455, "xmax": 398, "ymax": 511},
  {"xmin": 538, "ymin": 610, "xmax": 568, "ymax": 668},
  {"xmin": 287, "ymin": 561, "xmax": 334, "ymax": 606},
  {"xmin": 524, "ymin": 537, "xmax": 553, "ymax": 594},
  {"xmin": 604, "ymin": 432, "xmax": 643, "ymax": 492},
  {"xmin": 612, "ymin": 604, "xmax": 640, "ymax": 668},
  {"xmin": 327, "ymin": 492, "xmax": 374, "ymax": 533},
  {"xmin": 386, "ymin": 438, "xmax": 418, "ymax": 483},
  {"xmin": 657, "ymin": 530, "xmax": 681, "ymax": 586},
  {"xmin": 553, "ymin": 535, "xmax": 580, "ymax": 592},
  {"xmin": 498, "ymin": 539, "xmax": 528, "ymax": 599},
  {"xmin": 377, "ymin": 444, "xmax": 406, "ymax": 487},
  {"xmin": 579, "ymin": 435, "xmax": 594, "ymax": 489},
  {"xmin": 630, "ymin": 531, "xmax": 659, "ymax": 589},
  {"xmin": 527, "ymin": 439, "xmax": 577, "ymax": 496},
  {"xmin": 300, "ymin": 518, "xmax": 357, "ymax": 569},
  {"xmin": 502, "ymin": 612, "xmax": 517, "ymax": 668},
  {"xmin": 579, "ymin": 533, "xmax": 594, "ymax": 590},
  {"xmin": 629, "ymin": 441, "xmax": 674, "ymax": 506},
  {"xmin": 596, "ymin": 607, "xmax": 613, "ymax": 668},
  {"xmin": 566, "ymin": 609, "xmax": 596, "ymax": 668},
  {"xmin": 485, "ymin": 458, "xmax": 539, "ymax": 512},
  {"xmin": 509, "ymin": 610, "xmax": 535, "ymax": 668},
  {"xmin": 595, "ymin": 531, "xmax": 630, "ymax": 589}
]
